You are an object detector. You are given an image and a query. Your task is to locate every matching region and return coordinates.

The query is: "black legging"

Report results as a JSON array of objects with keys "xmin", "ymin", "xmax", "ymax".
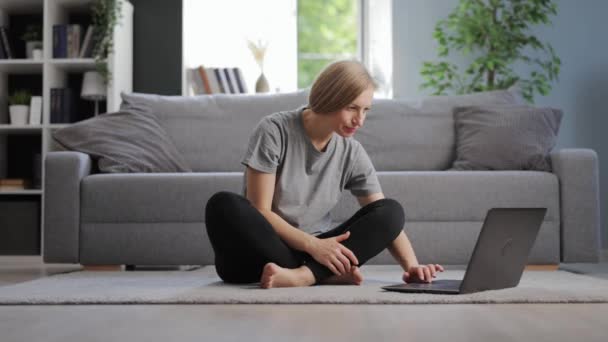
[{"xmin": 204, "ymin": 191, "xmax": 405, "ymax": 285}]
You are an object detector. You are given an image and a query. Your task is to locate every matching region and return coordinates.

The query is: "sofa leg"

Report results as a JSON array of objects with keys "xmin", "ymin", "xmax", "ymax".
[
  {"xmin": 81, "ymin": 265, "xmax": 123, "ymax": 271},
  {"xmin": 524, "ymin": 264, "xmax": 559, "ymax": 271}
]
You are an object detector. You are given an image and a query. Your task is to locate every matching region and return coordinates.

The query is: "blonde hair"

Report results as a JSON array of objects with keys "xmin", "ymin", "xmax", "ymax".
[{"xmin": 307, "ymin": 59, "xmax": 378, "ymax": 115}]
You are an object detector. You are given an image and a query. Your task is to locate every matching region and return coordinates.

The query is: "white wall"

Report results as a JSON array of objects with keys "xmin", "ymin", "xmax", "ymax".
[{"xmin": 182, "ymin": 0, "xmax": 297, "ymax": 95}]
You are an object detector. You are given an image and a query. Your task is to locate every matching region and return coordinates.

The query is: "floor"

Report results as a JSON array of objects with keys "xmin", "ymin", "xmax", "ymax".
[{"xmin": 1, "ymin": 251, "xmax": 607, "ymax": 342}]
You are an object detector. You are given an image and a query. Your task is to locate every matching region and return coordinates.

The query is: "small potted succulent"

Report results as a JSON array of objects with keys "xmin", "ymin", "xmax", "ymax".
[
  {"xmin": 8, "ymin": 90, "xmax": 31, "ymax": 125},
  {"xmin": 21, "ymin": 24, "xmax": 43, "ymax": 59}
]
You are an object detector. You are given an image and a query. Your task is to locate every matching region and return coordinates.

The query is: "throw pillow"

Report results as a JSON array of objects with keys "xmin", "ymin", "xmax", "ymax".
[
  {"xmin": 52, "ymin": 111, "xmax": 193, "ymax": 173},
  {"xmin": 449, "ymin": 104, "xmax": 563, "ymax": 171}
]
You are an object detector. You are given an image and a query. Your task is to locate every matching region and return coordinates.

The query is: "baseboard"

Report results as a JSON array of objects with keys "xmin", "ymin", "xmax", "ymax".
[
  {"xmin": 524, "ymin": 264, "xmax": 559, "ymax": 271},
  {"xmin": 82, "ymin": 265, "xmax": 123, "ymax": 271}
]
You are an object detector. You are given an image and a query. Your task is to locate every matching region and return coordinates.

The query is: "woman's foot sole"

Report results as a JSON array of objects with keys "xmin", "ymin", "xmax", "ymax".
[{"xmin": 260, "ymin": 262, "xmax": 315, "ymax": 289}]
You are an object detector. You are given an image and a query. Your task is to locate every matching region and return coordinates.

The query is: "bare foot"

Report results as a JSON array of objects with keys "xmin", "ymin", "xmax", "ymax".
[
  {"xmin": 320, "ymin": 265, "xmax": 364, "ymax": 285},
  {"xmin": 260, "ymin": 262, "xmax": 316, "ymax": 289}
]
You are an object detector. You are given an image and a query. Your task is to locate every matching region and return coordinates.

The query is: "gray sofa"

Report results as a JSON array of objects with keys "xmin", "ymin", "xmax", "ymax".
[{"xmin": 43, "ymin": 88, "xmax": 602, "ymax": 266}]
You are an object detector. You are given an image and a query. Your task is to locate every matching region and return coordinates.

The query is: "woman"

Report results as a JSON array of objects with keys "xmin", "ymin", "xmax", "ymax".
[{"xmin": 205, "ymin": 60, "xmax": 444, "ymax": 288}]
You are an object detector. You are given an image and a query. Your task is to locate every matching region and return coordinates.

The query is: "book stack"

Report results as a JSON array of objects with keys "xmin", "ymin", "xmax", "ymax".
[
  {"xmin": 50, "ymin": 88, "xmax": 75, "ymax": 123},
  {"xmin": 191, "ymin": 66, "xmax": 248, "ymax": 94},
  {"xmin": 53, "ymin": 24, "xmax": 98, "ymax": 58},
  {"xmin": 0, "ymin": 178, "xmax": 31, "ymax": 190},
  {"xmin": 29, "ymin": 96, "xmax": 42, "ymax": 125},
  {"xmin": 0, "ymin": 26, "xmax": 14, "ymax": 59}
]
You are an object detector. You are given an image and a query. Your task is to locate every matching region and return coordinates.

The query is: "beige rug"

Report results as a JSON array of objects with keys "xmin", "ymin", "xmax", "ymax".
[{"xmin": 1, "ymin": 265, "xmax": 607, "ymax": 304}]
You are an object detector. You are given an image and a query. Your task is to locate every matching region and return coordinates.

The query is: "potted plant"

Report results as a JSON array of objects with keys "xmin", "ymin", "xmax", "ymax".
[
  {"xmin": 419, "ymin": 0, "xmax": 561, "ymax": 103},
  {"xmin": 8, "ymin": 90, "xmax": 31, "ymax": 125},
  {"xmin": 21, "ymin": 24, "xmax": 43, "ymax": 59},
  {"xmin": 91, "ymin": 0, "xmax": 123, "ymax": 85}
]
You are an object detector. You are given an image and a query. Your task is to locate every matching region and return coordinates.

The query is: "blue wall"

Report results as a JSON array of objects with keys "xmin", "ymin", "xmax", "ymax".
[{"xmin": 393, "ymin": 0, "xmax": 608, "ymax": 248}]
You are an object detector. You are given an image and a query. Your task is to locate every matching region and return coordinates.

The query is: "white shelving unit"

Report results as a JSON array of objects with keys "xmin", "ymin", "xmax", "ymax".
[{"xmin": 0, "ymin": 0, "xmax": 132, "ymax": 255}]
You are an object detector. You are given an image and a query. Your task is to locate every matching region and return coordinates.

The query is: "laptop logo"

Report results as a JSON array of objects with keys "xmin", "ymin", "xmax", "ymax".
[{"xmin": 501, "ymin": 238, "xmax": 513, "ymax": 256}]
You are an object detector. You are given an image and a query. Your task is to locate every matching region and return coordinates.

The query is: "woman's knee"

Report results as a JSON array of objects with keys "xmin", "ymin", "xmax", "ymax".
[
  {"xmin": 375, "ymin": 198, "xmax": 405, "ymax": 238},
  {"xmin": 205, "ymin": 191, "xmax": 242, "ymax": 225}
]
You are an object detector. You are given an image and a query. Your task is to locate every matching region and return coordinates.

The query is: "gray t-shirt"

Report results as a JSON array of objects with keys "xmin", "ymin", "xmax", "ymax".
[{"xmin": 240, "ymin": 104, "xmax": 382, "ymax": 235}]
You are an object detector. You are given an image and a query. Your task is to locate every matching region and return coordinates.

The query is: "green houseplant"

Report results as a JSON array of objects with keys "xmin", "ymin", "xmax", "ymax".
[
  {"xmin": 419, "ymin": 0, "xmax": 561, "ymax": 103},
  {"xmin": 90, "ymin": 0, "xmax": 123, "ymax": 85},
  {"xmin": 8, "ymin": 90, "xmax": 32, "ymax": 125}
]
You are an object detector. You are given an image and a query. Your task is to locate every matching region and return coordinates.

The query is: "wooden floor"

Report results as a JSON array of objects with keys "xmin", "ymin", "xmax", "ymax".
[{"xmin": 1, "ymin": 252, "xmax": 607, "ymax": 342}]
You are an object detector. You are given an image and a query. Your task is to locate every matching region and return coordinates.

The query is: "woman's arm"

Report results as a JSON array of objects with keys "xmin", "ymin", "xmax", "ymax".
[
  {"xmin": 356, "ymin": 192, "xmax": 420, "ymax": 271},
  {"xmin": 246, "ymin": 166, "xmax": 359, "ymax": 275},
  {"xmin": 387, "ymin": 231, "xmax": 419, "ymax": 271},
  {"xmin": 356, "ymin": 192, "xmax": 443, "ymax": 282},
  {"xmin": 245, "ymin": 166, "xmax": 315, "ymax": 253}
]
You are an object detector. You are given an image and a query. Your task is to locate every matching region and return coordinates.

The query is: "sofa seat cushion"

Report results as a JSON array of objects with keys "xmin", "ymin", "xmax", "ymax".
[
  {"xmin": 81, "ymin": 173, "xmax": 244, "ymax": 223},
  {"xmin": 82, "ymin": 170, "xmax": 559, "ymax": 225},
  {"xmin": 329, "ymin": 170, "xmax": 560, "ymax": 223},
  {"xmin": 330, "ymin": 170, "xmax": 561, "ymax": 264}
]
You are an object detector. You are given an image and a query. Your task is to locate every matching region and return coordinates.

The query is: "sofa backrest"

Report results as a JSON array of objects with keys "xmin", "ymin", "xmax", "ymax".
[
  {"xmin": 357, "ymin": 86, "xmax": 524, "ymax": 170},
  {"xmin": 120, "ymin": 86, "xmax": 524, "ymax": 172},
  {"xmin": 120, "ymin": 90, "xmax": 309, "ymax": 172}
]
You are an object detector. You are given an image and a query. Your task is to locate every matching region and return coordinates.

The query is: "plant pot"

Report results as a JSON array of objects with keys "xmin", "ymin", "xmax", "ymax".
[
  {"xmin": 255, "ymin": 72, "xmax": 269, "ymax": 93},
  {"xmin": 9, "ymin": 105, "xmax": 29, "ymax": 125},
  {"xmin": 26, "ymin": 41, "xmax": 43, "ymax": 59},
  {"xmin": 32, "ymin": 48, "xmax": 43, "ymax": 60}
]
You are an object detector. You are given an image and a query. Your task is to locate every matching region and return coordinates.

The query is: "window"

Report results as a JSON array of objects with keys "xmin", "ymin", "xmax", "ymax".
[{"xmin": 183, "ymin": 0, "xmax": 392, "ymax": 98}]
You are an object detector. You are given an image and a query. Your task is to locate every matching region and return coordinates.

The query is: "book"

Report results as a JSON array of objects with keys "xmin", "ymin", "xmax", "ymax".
[
  {"xmin": 67, "ymin": 25, "xmax": 82, "ymax": 58},
  {"xmin": 79, "ymin": 25, "xmax": 94, "ymax": 58},
  {"xmin": 227, "ymin": 68, "xmax": 241, "ymax": 94},
  {"xmin": 189, "ymin": 68, "xmax": 204, "ymax": 95},
  {"xmin": 28, "ymin": 96, "xmax": 42, "ymax": 125},
  {"xmin": 53, "ymin": 25, "xmax": 67, "ymax": 58},
  {"xmin": 222, "ymin": 68, "xmax": 235, "ymax": 93},
  {"xmin": 206, "ymin": 67, "xmax": 221, "ymax": 94},
  {"xmin": 233, "ymin": 67, "xmax": 247, "ymax": 94},
  {"xmin": 0, "ymin": 185, "xmax": 26, "ymax": 190},
  {"xmin": 0, "ymin": 178, "xmax": 31, "ymax": 190},
  {"xmin": 50, "ymin": 88, "xmax": 62, "ymax": 123},
  {"xmin": 213, "ymin": 68, "xmax": 226, "ymax": 93},
  {"xmin": 0, "ymin": 178, "xmax": 29, "ymax": 186},
  {"xmin": 0, "ymin": 27, "xmax": 13, "ymax": 58},
  {"xmin": 0, "ymin": 31, "xmax": 6, "ymax": 59},
  {"xmin": 61, "ymin": 88, "xmax": 74, "ymax": 123},
  {"xmin": 197, "ymin": 66, "xmax": 212, "ymax": 94}
]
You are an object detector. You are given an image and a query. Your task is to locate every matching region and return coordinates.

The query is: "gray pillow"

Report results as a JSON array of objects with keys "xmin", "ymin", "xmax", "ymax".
[
  {"xmin": 449, "ymin": 104, "xmax": 563, "ymax": 171},
  {"xmin": 52, "ymin": 111, "xmax": 193, "ymax": 173}
]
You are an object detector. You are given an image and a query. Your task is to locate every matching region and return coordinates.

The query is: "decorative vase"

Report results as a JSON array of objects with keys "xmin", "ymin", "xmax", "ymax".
[
  {"xmin": 26, "ymin": 41, "xmax": 43, "ymax": 59},
  {"xmin": 9, "ymin": 105, "xmax": 29, "ymax": 125},
  {"xmin": 255, "ymin": 72, "xmax": 269, "ymax": 93}
]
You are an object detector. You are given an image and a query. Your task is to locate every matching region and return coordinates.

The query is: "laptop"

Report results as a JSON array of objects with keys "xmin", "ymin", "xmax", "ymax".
[{"xmin": 381, "ymin": 208, "xmax": 547, "ymax": 295}]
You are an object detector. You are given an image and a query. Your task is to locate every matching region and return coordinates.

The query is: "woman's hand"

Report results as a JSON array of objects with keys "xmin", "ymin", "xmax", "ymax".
[
  {"xmin": 402, "ymin": 264, "xmax": 445, "ymax": 283},
  {"xmin": 307, "ymin": 231, "xmax": 359, "ymax": 276}
]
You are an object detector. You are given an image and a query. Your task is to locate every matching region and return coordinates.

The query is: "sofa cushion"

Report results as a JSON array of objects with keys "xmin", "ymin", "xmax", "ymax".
[
  {"xmin": 79, "ymin": 170, "xmax": 560, "ymax": 265},
  {"xmin": 119, "ymin": 90, "xmax": 310, "ymax": 172},
  {"xmin": 450, "ymin": 104, "xmax": 562, "ymax": 171},
  {"xmin": 119, "ymin": 86, "xmax": 524, "ymax": 172},
  {"xmin": 81, "ymin": 170, "xmax": 558, "ymax": 224},
  {"xmin": 339, "ymin": 85, "xmax": 526, "ymax": 171},
  {"xmin": 52, "ymin": 111, "xmax": 192, "ymax": 173},
  {"xmin": 329, "ymin": 170, "xmax": 560, "ymax": 223}
]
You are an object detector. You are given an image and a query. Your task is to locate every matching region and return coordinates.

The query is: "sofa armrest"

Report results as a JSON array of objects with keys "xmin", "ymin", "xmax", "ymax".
[
  {"xmin": 550, "ymin": 148, "xmax": 601, "ymax": 262},
  {"xmin": 43, "ymin": 151, "xmax": 93, "ymax": 263}
]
